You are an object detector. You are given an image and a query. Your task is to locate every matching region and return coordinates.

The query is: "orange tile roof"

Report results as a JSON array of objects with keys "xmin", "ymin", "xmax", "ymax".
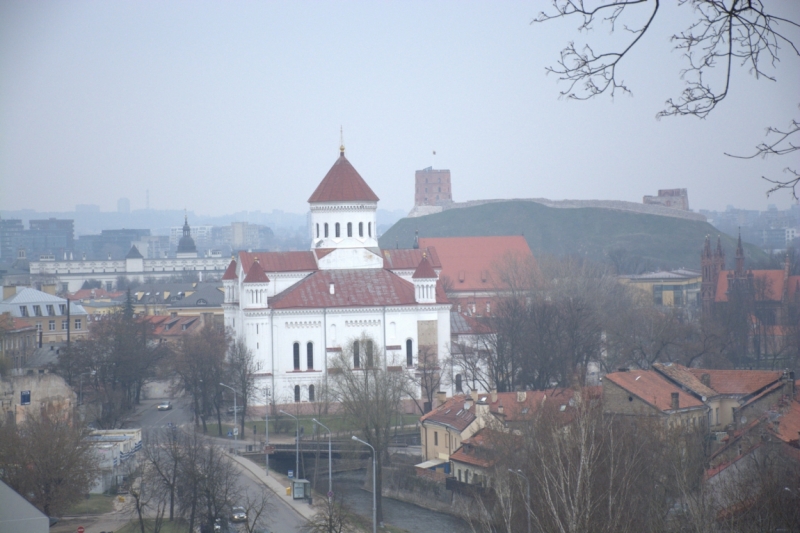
[
  {"xmin": 685, "ymin": 368, "xmax": 782, "ymax": 396},
  {"xmin": 487, "ymin": 388, "xmax": 577, "ymax": 422},
  {"xmin": 307, "ymin": 153, "xmax": 379, "ymax": 203},
  {"xmin": 69, "ymin": 288, "xmax": 125, "ymax": 300},
  {"xmin": 774, "ymin": 400, "xmax": 800, "ymax": 445},
  {"xmin": 449, "ymin": 428, "xmax": 504, "ymax": 469},
  {"xmin": 419, "ymin": 394, "xmax": 477, "ymax": 432},
  {"xmin": 417, "ymin": 236, "xmax": 534, "ymax": 293},
  {"xmin": 653, "ymin": 363, "xmax": 718, "ymax": 399},
  {"xmin": 605, "ymin": 370, "xmax": 704, "ymax": 412}
]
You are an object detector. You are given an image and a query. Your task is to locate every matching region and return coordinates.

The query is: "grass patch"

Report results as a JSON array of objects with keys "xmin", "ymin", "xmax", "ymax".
[
  {"xmin": 65, "ymin": 494, "xmax": 115, "ymax": 515},
  {"xmin": 115, "ymin": 519, "xmax": 190, "ymax": 533}
]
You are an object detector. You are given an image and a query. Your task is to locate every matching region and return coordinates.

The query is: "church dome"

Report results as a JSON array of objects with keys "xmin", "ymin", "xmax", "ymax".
[{"xmin": 177, "ymin": 216, "xmax": 197, "ymax": 255}]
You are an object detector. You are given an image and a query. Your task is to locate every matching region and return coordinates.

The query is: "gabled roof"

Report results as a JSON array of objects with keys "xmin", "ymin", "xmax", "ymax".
[
  {"xmin": 486, "ymin": 388, "xmax": 585, "ymax": 422},
  {"xmin": 419, "ymin": 394, "xmax": 477, "ymax": 432},
  {"xmin": 382, "ymin": 248, "xmax": 442, "ymax": 270},
  {"xmin": 653, "ymin": 363, "xmax": 718, "ymax": 399},
  {"xmin": 169, "ymin": 284, "xmax": 223, "ymax": 308},
  {"xmin": 238, "ymin": 251, "xmax": 318, "ymax": 275},
  {"xmin": 715, "ymin": 270, "xmax": 800, "ymax": 302},
  {"xmin": 269, "ymin": 268, "xmax": 446, "ymax": 309},
  {"xmin": 417, "ymin": 236, "xmax": 534, "ymax": 292},
  {"xmin": 449, "ymin": 428, "xmax": 502, "ymax": 469},
  {"xmin": 243, "ymin": 260, "xmax": 270, "ymax": 284},
  {"xmin": 684, "ymin": 368, "xmax": 783, "ymax": 396},
  {"xmin": 126, "ymin": 245, "xmax": 144, "ymax": 259},
  {"xmin": 605, "ymin": 370, "xmax": 704, "ymax": 412},
  {"xmin": 308, "ymin": 153, "xmax": 379, "ymax": 203},
  {"xmin": 412, "ymin": 254, "xmax": 437, "ymax": 279},
  {"xmin": 221, "ymin": 259, "xmax": 238, "ymax": 281}
]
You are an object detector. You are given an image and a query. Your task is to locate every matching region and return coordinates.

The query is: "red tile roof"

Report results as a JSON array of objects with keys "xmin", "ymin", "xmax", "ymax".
[
  {"xmin": 419, "ymin": 394, "xmax": 477, "ymax": 432},
  {"xmin": 605, "ymin": 370, "xmax": 705, "ymax": 412},
  {"xmin": 773, "ymin": 400, "xmax": 800, "ymax": 445},
  {"xmin": 243, "ymin": 260, "xmax": 270, "ymax": 284},
  {"xmin": 412, "ymin": 254, "xmax": 437, "ymax": 279},
  {"xmin": 417, "ymin": 236, "xmax": 535, "ymax": 292},
  {"xmin": 653, "ymin": 363, "xmax": 718, "ymax": 399},
  {"xmin": 382, "ymin": 248, "xmax": 442, "ymax": 270},
  {"xmin": 238, "ymin": 251, "xmax": 318, "ymax": 274},
  {"xmin": 307, "ymin": 153, "xmax": 379, "ymax": 203},
  {"xmin": 714, "ymin": 271, "xmax": 800, "ymax": 302},
  {"xmin": 269, "ymin": 268, "xmax": 446, "ymax": 309},
  {"xmin": 449, "ymin": 429, "xmax": 502, "ymax": 468},
  {"xmin": 486, "ymin": 388, "xmax": 580, "ymax": 422},
  {"xmin": 69, "ymin": 288, "xmax": 125, "ymax": 300},
  {"xmin": 685, "ymin": 368, "xmax": 782, "ymax": 396},
  {"xmin": 222, "ymin": 259, "xmax": 238, "ymax": 281}
]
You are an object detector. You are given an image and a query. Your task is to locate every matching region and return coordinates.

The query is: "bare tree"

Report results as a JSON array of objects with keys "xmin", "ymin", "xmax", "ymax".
[
  {"xmin": 0, "ymin": 412, "xmax": 98, "ymax": 517},
  {"xmin": 228, "ymin": 336, "xmax": 261, "ymax": 436},
  {"xmin": 141, "ymin": 427, "xmax": 183, "ymax": 522},
  {"xmin": 328, "ymin": 334, "xmax": 409, "ymax": 525},
  {"xmin": 301, "ymin": 493, "xmax": 357, "ymax": 533},
  {"xmin": 408, "ymin": 346, "xmax": 444, "ymax": 414}
]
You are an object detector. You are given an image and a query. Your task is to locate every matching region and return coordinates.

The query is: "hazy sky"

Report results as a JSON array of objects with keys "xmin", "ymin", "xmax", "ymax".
[{"xmin": 2, "ymin": 1, "xmax": 798, "ymax": 216}]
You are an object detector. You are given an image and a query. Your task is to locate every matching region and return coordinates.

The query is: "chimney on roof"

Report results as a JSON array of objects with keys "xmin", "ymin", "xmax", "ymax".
[
  {"xmin": 491, "ymin": 389, "xmax": 497, "ymax": 403},
  {"xmin": 700, "ymin": 373, "xmax": 711, "ymax": 387},
  {"xmin": 498, "ymin": 404, "xmax": 504, "ymax": 415},
  {"xmin": 671, "ymin": 392, "xmax": 679, "ymax": 410},
  {"xmin": 3, "ymin": 286, "xmax": 17, "ymax": 300},
  {"xmin": 436, "ymin": 391, "xmax": 446, "ymax": 407},
  {"xmin": 329, "ymin": 282, "xmax": 335, "ymax": 295}
]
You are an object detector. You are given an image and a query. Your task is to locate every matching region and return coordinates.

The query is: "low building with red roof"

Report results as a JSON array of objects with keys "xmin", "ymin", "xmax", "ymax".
[{"xmin": 224, "ymin": 147, "xmax": 452, "ymax": 407}]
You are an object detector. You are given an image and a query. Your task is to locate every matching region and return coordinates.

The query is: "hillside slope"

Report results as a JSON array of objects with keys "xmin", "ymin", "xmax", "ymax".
[{"xmin": 379, "ymin": 201, "xmax": 768, "ymax": 272}]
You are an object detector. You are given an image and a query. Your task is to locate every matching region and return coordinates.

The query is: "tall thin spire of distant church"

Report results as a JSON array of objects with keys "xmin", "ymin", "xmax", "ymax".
[{"xmin": 339, "ymin": 126, "xmax": 345, "ymax": 155}]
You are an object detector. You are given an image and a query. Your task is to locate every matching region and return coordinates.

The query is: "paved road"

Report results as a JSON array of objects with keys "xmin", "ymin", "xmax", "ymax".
[{"xmin": 233, "ymin": 459, "xmax": 305, "ymax": 533}]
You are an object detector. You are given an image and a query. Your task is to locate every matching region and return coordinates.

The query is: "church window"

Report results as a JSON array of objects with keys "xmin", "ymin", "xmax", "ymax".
[
  {"xmin": 406, "ymin": 339, "xmax": 413, "ymax": 367},
  {"xmin": 309, "ymin": 385, "xmax": 315, "ymax": 402},
  {"xmin": 368, "ymin": 223, "xmax": 372, "ymax": 237},
  {"xmin": 316, "ymin": 223, "xmax": 319, "ymax": 238},
  {"xmin": 293, "ymin": 342, "xmax": 300, "ymax": 370},
  {"xmin": 455, "ymin": 374, "xmax": 463, "ymax": 393},
  {"xmin": 294, "ymin": 385, "xmax": 300, "ymax": 402},
  {"xmin": 347, "ymin": 222, "xmax": 352, "ymax": 237},
  {"xmin": 353, "ymin": 341, "xmax": 360, "ymax": 368},
  {"xmin": 324, "ymin": 223, "xmax": 329, "ymax": 237},
  {"xmin": 438, "ymin": 187, "xmax": 441, "ymax": 192},
  {"xmin": 359, "ymin": 222, "xmax": 363, "ymax": 237},
  {"xmin": 307, "ymin": 342, "xmax": 314, "ymax": 369},
  {"xmin": 366, "ymin": 340, "xmax": 373, "ymax": 367},
  {"xmin": 335, "ymin": 223, "xmax": 340, "ymax": 238}
]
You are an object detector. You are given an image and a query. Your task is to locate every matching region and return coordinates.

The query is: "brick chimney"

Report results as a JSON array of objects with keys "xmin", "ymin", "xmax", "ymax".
[
  {"xmin": 671, "ymin": 392, "xmax": 680, "ymax": 410},
  {"xmin": 470, "ymin": 389, "xmax": 479, "ymax": 402},
  {"xmin": 436, "ymin": 391, "xmax": 446, "ymax": 407},
  {"xmin": 490, "ymin": 389, "xmax": 497, "ymax": 403}
]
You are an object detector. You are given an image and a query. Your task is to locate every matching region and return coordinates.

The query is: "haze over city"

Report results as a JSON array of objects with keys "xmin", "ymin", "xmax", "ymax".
[{"xmin": 2, "ymin": 1, "xmax": 798, "ymax": 217}]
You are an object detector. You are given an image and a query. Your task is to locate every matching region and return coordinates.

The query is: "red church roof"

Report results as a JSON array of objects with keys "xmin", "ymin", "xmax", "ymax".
[
  {"xmin": 308, "ymin": 153, "xmax": 379, "ymax": 203},
  {"xmin": 382, "ymin": 248, "xmax": 442, "ymax": 270},
  {"xmin": 221, "ymin": 259, "xmax": 238, "ymax": 280},
  {"xmin": 412, "ymin": 254, "xmax": 437, "ymax": 279},
  {"xmin": 243, "ymin": 260, "xmax": 270, "ymax": 284},
  {"xmin": 715, "ymin": 270, "xmax": 800, "ymax": 303},
  {"xmin": 238, "ymin": 251, "xmax": 318, "ymax": 274}
]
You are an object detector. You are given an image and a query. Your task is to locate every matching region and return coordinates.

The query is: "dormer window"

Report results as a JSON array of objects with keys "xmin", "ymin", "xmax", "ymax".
[
  {"xmin": 33, "ymin": 305, "xmax": 42, "ymax": 316},
  {"xmin": 19, "ymin": 306, "xmax": 29, "ymax": 317},
  {"xmin": 46, "ymin": 305, "xmax": 55, "ymax": 316}
]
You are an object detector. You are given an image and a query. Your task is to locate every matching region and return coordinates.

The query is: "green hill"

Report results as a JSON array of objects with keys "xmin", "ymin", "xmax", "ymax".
[{"xmin": 379, "ymin": 201, "xmax": 768, "ymax": 273}]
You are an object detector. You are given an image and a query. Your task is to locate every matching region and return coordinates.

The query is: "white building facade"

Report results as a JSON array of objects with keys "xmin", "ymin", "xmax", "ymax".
[{"xmin": 224, "ymin": 149, "xmax": 451, "ymax": 406}]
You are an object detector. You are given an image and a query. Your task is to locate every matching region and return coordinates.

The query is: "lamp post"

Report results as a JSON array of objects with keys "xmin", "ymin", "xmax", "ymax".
[
  {"xmin": 312, "ymin": 418, "xmax": 332, "ymax": 499},
  {"xmin": 509, "ymin": 469, "xmax": 531, "ymax": 533},
  {"xmin": 280, "ymin": 410, "xmax": 299, "ymax": 480},
  {"xmin": 219, "ymin": 383, "xmax": 238, "ymax": 442},
  {"xmin": 264, "ymin": 387, "xmax": 271, "ymax": 476},
  {"xmin": 352, "ymin": 436, "xmax": 376, "ymax": 533}
]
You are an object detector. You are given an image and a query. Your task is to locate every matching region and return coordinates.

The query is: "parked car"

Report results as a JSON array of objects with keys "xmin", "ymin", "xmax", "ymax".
[
  {"xmin": 157, "ymin": 401, "xmax": 172, "ymax": 411},
  {"xmin": 230, "ymin": 506, "xmax": 247, "ymax": 523}
]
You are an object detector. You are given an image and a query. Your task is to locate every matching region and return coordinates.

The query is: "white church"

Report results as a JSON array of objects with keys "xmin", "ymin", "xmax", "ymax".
[{"xmin": 223, "ymin": 147, "xmax": 451, "ymax": 406}]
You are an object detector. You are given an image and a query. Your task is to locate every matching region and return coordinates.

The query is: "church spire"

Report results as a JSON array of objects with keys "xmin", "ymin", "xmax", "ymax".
[
  {"xmin": 339, "ymin": 126, "xmax": 345, "ymax": 156},
  {"xmin": 735, "ymin": 228, "xmax": 745, "ymax": 275}
]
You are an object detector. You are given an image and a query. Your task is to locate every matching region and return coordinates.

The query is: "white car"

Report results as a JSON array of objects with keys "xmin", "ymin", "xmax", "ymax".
[
  {"xmin": 230, "ymin": 506, "xmax": 247, "ymax": 523},
  {"xmin": 157, "ymin": 401, "xmax": 172, "ymax": 411}
]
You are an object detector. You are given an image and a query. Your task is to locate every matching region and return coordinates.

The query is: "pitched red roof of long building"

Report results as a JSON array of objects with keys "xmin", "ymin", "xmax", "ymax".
[
  {"xmin": 418, "ymin": 236, "xmax": 535, "ymax": 292},
  {"xmin": 605, "ymin": 370, "xmax": 704, "ymax": 412},
  {"xmin": 308, "ymin": 153, "xmax": 379, "ymax": 203},
  {"xmin": 238, "ymin": 251, "xmax": 318, "ymax": 274},
  {"xmin": 715, "ymin": 270, "xmax": 800, "ymax": 302},
  {"xmin": 684, "ymin": 368, "xmax": 783, "ymax": 396},
  {"xmin": 269, "ymin": 268, "xmax": 447, "ymax": 309}
]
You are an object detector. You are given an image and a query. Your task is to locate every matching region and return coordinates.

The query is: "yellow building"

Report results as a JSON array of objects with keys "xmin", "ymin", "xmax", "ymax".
[{"xmin": 619, "ymin": 269, "xmax": 701, "ymax": 308}]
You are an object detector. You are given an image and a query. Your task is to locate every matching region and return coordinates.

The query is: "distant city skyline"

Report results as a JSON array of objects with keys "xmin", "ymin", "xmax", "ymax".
[{"xmin": 2, "ymin": 2, "xmax": 798, "ymax": 216}]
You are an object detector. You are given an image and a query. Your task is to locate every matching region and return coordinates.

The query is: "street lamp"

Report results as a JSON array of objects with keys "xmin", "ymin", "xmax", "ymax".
[
  {"xmin": 219, "ymin": 383, "xmax": 238, "ymax": 442},
  {"xmin": 352, "ymin": 436, "xmax": 376, "ymax": 533},
  {"xmin": 279, "ymin": 410, "xmax": 300, "ymax": 480},
  {"xmin": 509, "ymin": 469, "xmax": 531, "ymax": 533},
  {"xmin": 264, "ymin": 387, "xmax": 271, "ymax": 477},
  {"xmin": 312, "ymin": 418, "xmax": 332, "ymax": 499}
]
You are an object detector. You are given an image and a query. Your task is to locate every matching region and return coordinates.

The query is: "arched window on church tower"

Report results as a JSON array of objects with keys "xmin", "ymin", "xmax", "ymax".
[
  {"xmin": 368, "ymin": 223, "xmax": 372, "ymax": 237},
  {"xmin": 353, "ymin": 341, "xmax": 360, "ymax": 368},
  {"xmin": 316, "ymin": 224, "xmax": 319, "ymax": 238},
  {"xmin": 347, "ymin": 222, "xmax": 352, "ymax": 237},
  {"xmin": 406, "ymin": 339, "xmax": 413, "ymax": 367},
  {"xmin": 294, "ymin": 385, "xmax": 300, "ymax": 402},
  {"xmin": 359, "ymin": 222, "xmax": 363, "ymax": 237},
  {"xmin": 309, "ymin": 385, "xmax": 315, "ymax": 402},
  {"xmin": 324, "ymin": 223, "xmax": 329, "ymax": 238},
  {"xmin": 335, "ymin": 223, "xmax": 340, "ymax": 238},
  {"xmin": 366, "ymin": 340, "xmax": 374, "ymax": 368},
  {"xmin": 307, "ymin": 342, "xmax": 314, "ymax": 369},
  {"xmin": 293, "ymin": 343, "xmax": 300, "ymax": 370}
]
